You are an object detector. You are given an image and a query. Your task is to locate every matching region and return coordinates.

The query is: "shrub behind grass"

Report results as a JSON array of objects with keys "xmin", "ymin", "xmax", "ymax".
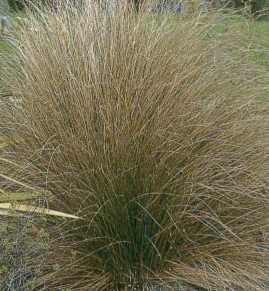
[{"xmin": 1, "ymin": 2, "xmax": 269, "ymax": 290}]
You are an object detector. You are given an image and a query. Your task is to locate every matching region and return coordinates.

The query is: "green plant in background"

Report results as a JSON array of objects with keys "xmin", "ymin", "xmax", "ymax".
[
  {"xmin": 215, "ymin": 0, "xmax": 267, "ymax": 16},
  {"xmin": 249, "ymin": 0, "xmax": 266, "ymax": 15},
  {"xmin": 7, "ymin": 0, "xmax": 24, "ymax": 11},
  {"xmin": 0, "ymin": 2, "xmax": 269, "ymax": 290}
]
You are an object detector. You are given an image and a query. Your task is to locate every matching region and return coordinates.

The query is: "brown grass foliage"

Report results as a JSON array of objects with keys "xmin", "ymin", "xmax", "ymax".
[{"xmin": 1, "ymin": 2, "xmax": 269, "ymax": 290}]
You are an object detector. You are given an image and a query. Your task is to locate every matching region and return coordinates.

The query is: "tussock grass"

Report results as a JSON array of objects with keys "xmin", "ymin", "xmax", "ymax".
[{"xmin": 0, "ymin": 2, "xmax": 269, "ymax": 290}]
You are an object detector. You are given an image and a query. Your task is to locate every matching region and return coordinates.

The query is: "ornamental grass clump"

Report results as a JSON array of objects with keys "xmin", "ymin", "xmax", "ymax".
[{"xmin": 1, "ymin": 2, "xmax": 269, "ymax": 290}]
